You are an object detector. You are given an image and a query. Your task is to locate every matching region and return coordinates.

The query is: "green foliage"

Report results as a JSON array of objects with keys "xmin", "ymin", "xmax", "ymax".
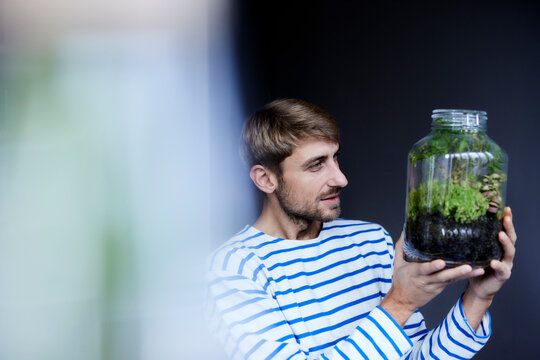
[
  {"xmin": 407, "ymin": 123, "xmax": 507, "ymax": 223},
  {"xmin": 407, "ymin": 179, "xmax": 489, "ymax": 222},
  {"xmin": 409, "ymin": 125, "xmax": 504, "ymax": 171}
]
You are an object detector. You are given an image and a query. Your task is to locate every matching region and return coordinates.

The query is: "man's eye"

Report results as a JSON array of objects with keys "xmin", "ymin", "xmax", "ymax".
[{"xmin": 309, "ymin": 162, "xmax": 322, "ymax": 170}]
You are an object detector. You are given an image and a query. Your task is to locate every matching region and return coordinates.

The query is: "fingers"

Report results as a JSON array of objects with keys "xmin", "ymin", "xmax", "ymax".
[
  {"xmin": 427, "ymin": 264, "xmax": 484, "ymax": 284},
  {"xmin": 499, "ymin": 230, "xmax": 516, "ymax": 264},
  {"xmin": 489, "ymin": 259, "xmax": 512, "ymax": 281},
  {"xmin": 502, "ymin": 207, "xmax": 517, "ymax": 245},
  {"xmin": 395, "ymin": 234, "xmax": 403, "ymax": 251},
  {"xmin": 394, "ymin": 235, "xmax": 405, "ymax": 264},
  {"xmin": 498, "ymin": 207, "xmax": 517, "ymax": 268},
  {"xmin": 417, "ymin": 259, "xmax": 446, "ymax": 275}
]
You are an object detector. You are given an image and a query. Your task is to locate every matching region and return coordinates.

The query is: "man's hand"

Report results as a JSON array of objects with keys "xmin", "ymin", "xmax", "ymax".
[
  {"xmin": 467, "ymin": 206, "xmax": 516, "ymax": 300},
  {"xmin": 461, "ymin": 206, "xmax": 517, "ymax": 330},
  {"xmin": 381, "ymin": 234, "xmax": 484, "ymax": 326}
]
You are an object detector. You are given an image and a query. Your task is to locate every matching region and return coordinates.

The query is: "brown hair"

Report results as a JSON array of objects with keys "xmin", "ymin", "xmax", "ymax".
[{"xmin": 241, "ymin": 98, "xmax": 340, "ymax": 175}]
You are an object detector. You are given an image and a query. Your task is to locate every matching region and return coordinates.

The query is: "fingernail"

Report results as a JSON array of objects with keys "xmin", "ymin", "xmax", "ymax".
[{"xmin": 435, "ymin": 261, "xmax": 445, "ymax": 270}]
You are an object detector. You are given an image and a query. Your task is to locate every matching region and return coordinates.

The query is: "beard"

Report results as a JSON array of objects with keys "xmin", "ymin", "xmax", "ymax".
[{"xmin": 275, "ymin": 180, "xmax": 342, "ymax": 225}]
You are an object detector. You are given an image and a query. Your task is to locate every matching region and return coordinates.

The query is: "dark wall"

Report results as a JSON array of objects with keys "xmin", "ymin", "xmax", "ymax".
[{"xmin": 231, "ymin": 0, "xmax": 539, "ymax": 358}]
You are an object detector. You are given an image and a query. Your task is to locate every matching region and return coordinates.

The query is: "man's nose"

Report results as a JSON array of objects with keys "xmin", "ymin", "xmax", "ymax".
[{"xmin": 328, "ymin": 162, "xmax": 348, "ymax": 188}]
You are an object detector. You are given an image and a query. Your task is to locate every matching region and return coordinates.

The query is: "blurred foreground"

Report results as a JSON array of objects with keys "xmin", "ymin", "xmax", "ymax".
[{"xmin": 0, "ymin": 0, "xmax": 253, "ymax": 358}]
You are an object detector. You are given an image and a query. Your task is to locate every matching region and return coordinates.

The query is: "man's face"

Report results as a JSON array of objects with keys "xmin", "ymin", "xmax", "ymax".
[{"xmin": 275, "ymin": 139, "xmax": 348, "ymax": 223}]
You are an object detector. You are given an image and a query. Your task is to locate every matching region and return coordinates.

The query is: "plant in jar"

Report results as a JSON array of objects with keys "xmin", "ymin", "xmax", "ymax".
[{"xmin": 404, "ymin": 112, "xmax": 507, "ymax": 267}]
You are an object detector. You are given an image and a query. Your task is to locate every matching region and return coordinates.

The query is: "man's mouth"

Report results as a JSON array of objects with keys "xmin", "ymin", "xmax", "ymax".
[{"xmin": 320, "ymin": 192, "xmax": 341, "ymax": 203}]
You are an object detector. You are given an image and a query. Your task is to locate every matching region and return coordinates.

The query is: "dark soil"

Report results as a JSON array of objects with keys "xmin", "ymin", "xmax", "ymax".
[{"xmin": 404, "ymin": 211, "xmax": 503, "ymax": 267}]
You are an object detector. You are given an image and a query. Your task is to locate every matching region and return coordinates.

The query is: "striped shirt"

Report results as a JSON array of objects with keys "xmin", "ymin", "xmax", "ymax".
[{"xmin": 206, "ymin": 219, "xmax": 491, "ymax": 359}]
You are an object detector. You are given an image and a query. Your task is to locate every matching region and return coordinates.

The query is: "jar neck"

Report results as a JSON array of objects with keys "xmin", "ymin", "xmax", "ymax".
[{"xmin": 431, "ymin": 109, "xmax": 487, "ymax": 133}]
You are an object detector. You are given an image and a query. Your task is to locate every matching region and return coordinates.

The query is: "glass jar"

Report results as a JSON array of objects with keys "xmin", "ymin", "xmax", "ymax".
[{"xmin": 403, "ymin": 109, "xmax": 508, "ymax": 267}]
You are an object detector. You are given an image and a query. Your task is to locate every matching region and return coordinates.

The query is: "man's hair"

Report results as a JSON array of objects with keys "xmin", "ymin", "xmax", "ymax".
[{"xmin": 241, "ymin": 98, "xmax": 340, "ymax": 175}]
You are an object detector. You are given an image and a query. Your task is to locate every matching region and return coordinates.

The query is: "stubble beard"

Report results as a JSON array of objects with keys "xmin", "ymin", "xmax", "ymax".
[{"xmin": 275, "ymin": 181, "xmax": 342, "ymax": 227}]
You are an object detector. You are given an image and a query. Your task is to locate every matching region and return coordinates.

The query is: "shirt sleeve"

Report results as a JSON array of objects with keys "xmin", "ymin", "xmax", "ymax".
[
  {"xmin": 400, "ymin": 296, "xmax": 491, "ymax": 359},
  {"xmin": 205, "ymin": 246, "xmax": 413, "ymax": 360}
]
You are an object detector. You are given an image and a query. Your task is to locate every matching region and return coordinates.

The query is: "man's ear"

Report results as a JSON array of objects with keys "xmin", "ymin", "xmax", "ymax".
[{"xmin": 249, "ymin": 165, "xmax": 278, "ymax": 194}]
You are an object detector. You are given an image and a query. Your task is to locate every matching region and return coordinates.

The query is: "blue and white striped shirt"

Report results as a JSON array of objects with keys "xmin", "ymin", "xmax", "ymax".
[{"xmin": 206, "ymin": 219, "xmax": 491, "ymax": 359}]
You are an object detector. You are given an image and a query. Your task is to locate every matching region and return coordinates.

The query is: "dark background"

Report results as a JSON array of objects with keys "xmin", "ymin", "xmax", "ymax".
[{"xmin": 222, "ymin": 0, "xmax": 539, "ymax": 358}]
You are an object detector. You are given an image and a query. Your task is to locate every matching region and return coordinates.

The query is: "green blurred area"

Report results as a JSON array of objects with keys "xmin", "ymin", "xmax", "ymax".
[
  {"xmin": 0, "ymin": 0, "xmax": 255, "ymax": 357},
  {"xmin": 0, "ymin": 30, "xmax": 228, "ymax": 360},
  {"xmin": 0, "ymin": 49, "xmax": 136, "ymax": 359}
]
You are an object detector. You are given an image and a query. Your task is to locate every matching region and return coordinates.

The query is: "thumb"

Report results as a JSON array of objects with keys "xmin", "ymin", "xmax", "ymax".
[{"xmin": 393, "ymin": 233, "xmax": 405, "ymax": 265}]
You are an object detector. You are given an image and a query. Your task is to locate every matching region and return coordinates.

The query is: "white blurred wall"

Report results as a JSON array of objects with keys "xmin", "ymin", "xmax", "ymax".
[{"xmin": 0, "ymin": 1, "xmax": 253, "ymax": 359}]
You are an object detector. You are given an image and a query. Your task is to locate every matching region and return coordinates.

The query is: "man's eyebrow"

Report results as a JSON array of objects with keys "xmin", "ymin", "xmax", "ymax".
[
  {"xmin": 301, "ymin": 154, "xmax": 328, "ymax": 168},
  {"xmin": 301, "ymin": 147, "xmax": 341, "ymax": 167}
]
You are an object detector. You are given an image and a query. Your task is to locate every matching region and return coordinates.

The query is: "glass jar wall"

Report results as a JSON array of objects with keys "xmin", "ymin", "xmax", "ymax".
[{"xmin": 403, "ymin": 109, "xmax": 508, "ymax": 267}]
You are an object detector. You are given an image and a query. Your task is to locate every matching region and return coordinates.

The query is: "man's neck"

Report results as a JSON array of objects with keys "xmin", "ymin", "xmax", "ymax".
[{"xmin": 253, "ymin": 199, "xmax": 322, "ymax": 240}]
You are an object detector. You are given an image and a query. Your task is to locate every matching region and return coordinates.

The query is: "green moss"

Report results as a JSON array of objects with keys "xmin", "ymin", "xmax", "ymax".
[
  {"xmin": 407, "ymin": 129, "xmax": 506, "ymax": 224},
  {"xmin": 407, "ymin": 179, "xmax": 489, "ymax": 223}
]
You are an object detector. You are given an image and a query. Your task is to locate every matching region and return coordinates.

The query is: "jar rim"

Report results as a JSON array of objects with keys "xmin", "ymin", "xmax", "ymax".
[
  {"xmin": 432, "ymin": 109, "xmax": 487, "ymax": 116},
  {"xmin": 431, "ymin": 109, "xmax": 487, "ymax": 130}
]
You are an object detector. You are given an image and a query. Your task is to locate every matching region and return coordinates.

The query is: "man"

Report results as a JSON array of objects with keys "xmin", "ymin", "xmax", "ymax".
[{"xmin": 206, "ymin": 98, "xmax": 516, "ymax": 359}]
